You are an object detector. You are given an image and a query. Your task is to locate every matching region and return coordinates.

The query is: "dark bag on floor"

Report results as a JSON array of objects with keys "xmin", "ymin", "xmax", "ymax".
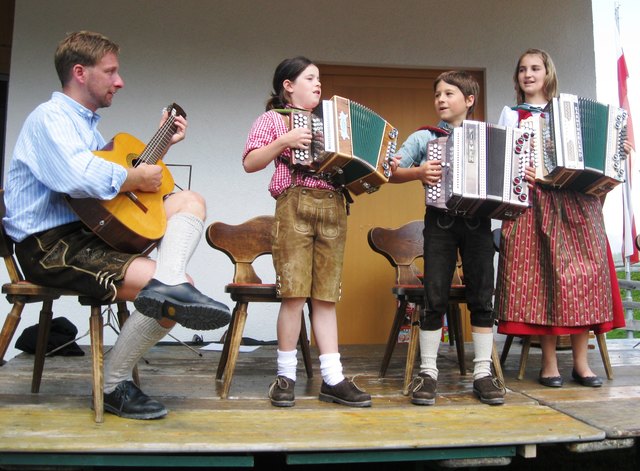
[{"xmin": 15, "ymin": 317, "xmax": 85, "ymax": 356}]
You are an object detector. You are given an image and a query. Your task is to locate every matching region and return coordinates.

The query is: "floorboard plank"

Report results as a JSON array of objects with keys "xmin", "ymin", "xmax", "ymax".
[{"xmin": 0, "ymin": 338, "xmax": 638, "ymax": 464}]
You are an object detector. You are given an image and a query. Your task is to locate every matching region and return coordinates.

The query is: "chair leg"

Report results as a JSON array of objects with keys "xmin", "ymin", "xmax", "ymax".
[
  {"xmin": 517, "ymin": 336, "xmax": 532, "ymax": 380},
  {"xmin": 0, "ymin": 300, "xmax": 26, "ymax": 365},
  {"xmin": 596, "ymin": 333, "xmax": 613, "ymax": 380},
  {"xmin": 500, "ymin": 334, "xmax": 515, "ymax": 366},
  {"xmin": 450, "ymin": 304, "xmax": 466, "ymax": 375},
  {"xmin": 380, "ymin": 300, "xmax": 407, "ymax": 378},
  {"xmin": 90, "ymin": 305, "xmax": 104, "ymax": 423},
  {"xmin": 402, "ymin": 305, "xmax": 421, "ymax": 396},
  {"xmin": 31, "ymin": 300, "xmax": 54, "ymax": 393},
  {"xmin": 115, "ymin": 302, "xmax": 140, "ymax": 387},
  {"xmin": 299, "ymin": 304, "xmax": 313, "ymax": 378},
  {"xmin": 491, "ymin": 341, "xmax": 505, "ymax": 384},
  {"xmin": 220, "ymin": 303, "xmax": 248, "ymax": 399},
  {"xmin": 216, "ymin": 303, "xmax": 242, "ymax": 380}
]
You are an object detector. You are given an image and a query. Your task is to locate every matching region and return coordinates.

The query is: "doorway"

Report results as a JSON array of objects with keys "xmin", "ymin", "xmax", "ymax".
[{"xmin": 318, "ymin": 64, "xmax": 485, "ymax": 344}]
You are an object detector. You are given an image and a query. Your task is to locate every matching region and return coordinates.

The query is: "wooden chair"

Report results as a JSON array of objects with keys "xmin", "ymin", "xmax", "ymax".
[
  {"xmin": 205, "ymin": 215, "xmax": 313, "ymax": 399},
  {"xmin": 368, "ymin": 220, "xmax": 503, "ymax": 395},
  {"xmin": 0, "ymin": 189, "xmax": 133, "ymax": 422}
]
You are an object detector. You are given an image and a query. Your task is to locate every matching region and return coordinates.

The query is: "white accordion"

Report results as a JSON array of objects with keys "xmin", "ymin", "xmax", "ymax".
[
  {"xmin": 521, "ymin": 93, "xmax": 627, "ymax": 197},
  {"xmin": 425, "ymin": 121, "xmax": 531, "ymax": 220}
]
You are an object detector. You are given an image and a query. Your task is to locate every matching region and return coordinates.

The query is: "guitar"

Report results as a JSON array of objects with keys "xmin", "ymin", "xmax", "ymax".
[{"xmin": 66, "ymin": 103, "xmax": 186, "ymax": 254}]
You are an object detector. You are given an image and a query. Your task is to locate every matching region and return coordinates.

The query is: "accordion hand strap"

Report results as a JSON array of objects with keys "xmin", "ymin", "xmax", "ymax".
[{"xmin": 415, "ymin": 125, "xmax": 450, "ymax": 136}]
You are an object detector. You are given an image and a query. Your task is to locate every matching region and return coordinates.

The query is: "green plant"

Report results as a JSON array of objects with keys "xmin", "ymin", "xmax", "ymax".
[{"xmin": 609, "ymin": 271, "xmax": 640, "ymax": 339}]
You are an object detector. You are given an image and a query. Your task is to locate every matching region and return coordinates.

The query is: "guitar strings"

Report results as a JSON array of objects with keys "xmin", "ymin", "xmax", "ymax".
[{"xmin": 134, "ymin": 113, "xmax": 177, "ymax": 168}]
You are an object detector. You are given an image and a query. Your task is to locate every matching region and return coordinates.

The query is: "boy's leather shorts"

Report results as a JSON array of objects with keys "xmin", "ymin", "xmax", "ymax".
[{"xmin": 272, "ymin": 187, "xmax": 346, "ymax": 302}]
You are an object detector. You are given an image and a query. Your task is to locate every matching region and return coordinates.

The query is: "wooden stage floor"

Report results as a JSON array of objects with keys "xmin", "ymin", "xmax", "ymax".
[{"xmin": 0, "ymin": 337, "xmax": 639, "ymax": 470}]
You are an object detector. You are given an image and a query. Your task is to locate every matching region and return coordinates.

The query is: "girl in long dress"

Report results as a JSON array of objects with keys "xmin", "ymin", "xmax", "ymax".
[{"xmin": 495, "ymin": 48, "xmax": 627, "ymax": 388}]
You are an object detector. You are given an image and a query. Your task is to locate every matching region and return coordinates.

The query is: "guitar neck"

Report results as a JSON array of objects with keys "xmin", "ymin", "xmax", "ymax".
[
  {"xmin": 137, "ymin": 114, "xmax": 177, "ymax": 165},
  {"xmin": 137, "ymin": 103, "xmax": 186, "ymax": 165}
]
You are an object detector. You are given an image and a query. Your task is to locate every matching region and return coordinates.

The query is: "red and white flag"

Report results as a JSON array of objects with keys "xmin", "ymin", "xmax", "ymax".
[{"xmin": 616, "ymin": 4, "xmax": 639, "ymax": 263}]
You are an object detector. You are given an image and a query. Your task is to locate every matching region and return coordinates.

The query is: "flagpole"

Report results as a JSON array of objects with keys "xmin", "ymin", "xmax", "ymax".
[
  {"xmin": 616, "ymin": 2, "xmax": 638, "ymax": 339},
  {"xmin": 624, "ymin": 248, "xmax": 633, "ymax": 340},
  {"xmin": 624, "ymin": 148, "xmax": 633, "ymax": 340}
]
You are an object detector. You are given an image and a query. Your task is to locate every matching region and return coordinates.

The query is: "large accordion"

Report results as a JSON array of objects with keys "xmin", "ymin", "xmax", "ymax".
[
  {"xmin": 278, "ymin": 95, "xmax": 398, "ymax": 195},
  {"xmin": 425, "ymin": 120, "xmax": 531, "ymax": 220},
  {"xmin": 522, "ymin": 93, "xmax": 627, "ymax": 197}
]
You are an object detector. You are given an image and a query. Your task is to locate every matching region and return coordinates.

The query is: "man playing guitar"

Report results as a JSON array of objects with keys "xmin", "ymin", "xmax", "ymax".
[{"xmin": 3, "ymin": 31, "xmax": 230, "ymax": 420}]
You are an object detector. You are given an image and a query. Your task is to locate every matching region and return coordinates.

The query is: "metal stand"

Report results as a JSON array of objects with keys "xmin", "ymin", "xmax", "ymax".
[{"xmin": 47, "ymin": 305, "xmax": 203, "ymax": 359}]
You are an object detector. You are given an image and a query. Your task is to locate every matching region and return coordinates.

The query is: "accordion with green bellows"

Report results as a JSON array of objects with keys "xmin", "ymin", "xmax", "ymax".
[
  {"xmin": 536, "ymin": 93, "xmax": 627, "ymax": 196},
  {"xmin": 280, "ymin": 96, "xmax": 399, "ymax": 195}
]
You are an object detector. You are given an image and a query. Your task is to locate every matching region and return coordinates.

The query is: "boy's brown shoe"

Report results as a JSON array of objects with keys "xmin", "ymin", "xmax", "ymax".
[
  {"xmin": 268, "ymin": 376, "xmax": 295, "ymax": 407},
  {"xmin": 319, "ymin": 378, "xmax": 372, "ymax": 407},
  {"xmin": 473, "ymin": 376, "xmax": 506, "ymax": 405},
  {"xmin": 410, "ymin": 373, "xmax": 437, "ymax": 405}
]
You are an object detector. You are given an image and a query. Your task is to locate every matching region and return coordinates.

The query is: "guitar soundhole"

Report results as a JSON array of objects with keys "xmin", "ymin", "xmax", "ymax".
[{"xmin": 128, "ymin": 153, "xmax": 141, "ymax": 168}]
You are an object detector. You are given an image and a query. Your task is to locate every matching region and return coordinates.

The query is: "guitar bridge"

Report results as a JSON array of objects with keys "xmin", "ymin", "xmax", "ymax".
[{"xmin": 126, "ymin": 191, "xmax": 148, "ymax": 213}]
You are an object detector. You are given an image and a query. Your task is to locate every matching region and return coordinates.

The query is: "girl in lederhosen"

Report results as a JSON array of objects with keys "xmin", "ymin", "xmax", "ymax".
[{"xmin": 242, "ymin": 57, "xmax": 371, "ymax": 407}]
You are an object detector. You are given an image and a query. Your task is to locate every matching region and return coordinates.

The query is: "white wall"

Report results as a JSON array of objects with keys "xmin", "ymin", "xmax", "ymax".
[
  {"xmin": 592, "ymin": 0, "xmax": 640, "ymax": 256},
  {"xmin": 1, "ymin": 0, "xmax": 597, "ymax": 358}
]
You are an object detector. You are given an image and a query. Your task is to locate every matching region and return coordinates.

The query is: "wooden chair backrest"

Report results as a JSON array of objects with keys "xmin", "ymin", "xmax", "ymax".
[
  {"xmin": 206, "ymin": 215, "xmax": 275, "ymax": 285},
  {"xmin": 0, "ymin": 189, "xmax": 24, "ymax": 284},
  {"xmin": 368, "ymin": 220, "xmax": 423, "ymax": 285},
  {"xmin": 368, "ymin": 218, "xmax": 467, "ymax": 286}
]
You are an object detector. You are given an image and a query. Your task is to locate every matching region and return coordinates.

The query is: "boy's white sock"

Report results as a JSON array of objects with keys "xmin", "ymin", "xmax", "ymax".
[
  {"xmin": 472, "ymin": 331, "xmax": 494, "ymax": 380},
  {"xmin": 319, "ymin": 352, "xmax": 344, "ymax": 386},
  {"xmin": 419, "ymin": 328, "xmax": 442, "ymax": 380},
  {"xmin": 276, "ymin": 349, "xmax": 298, "ymax": 382}
]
